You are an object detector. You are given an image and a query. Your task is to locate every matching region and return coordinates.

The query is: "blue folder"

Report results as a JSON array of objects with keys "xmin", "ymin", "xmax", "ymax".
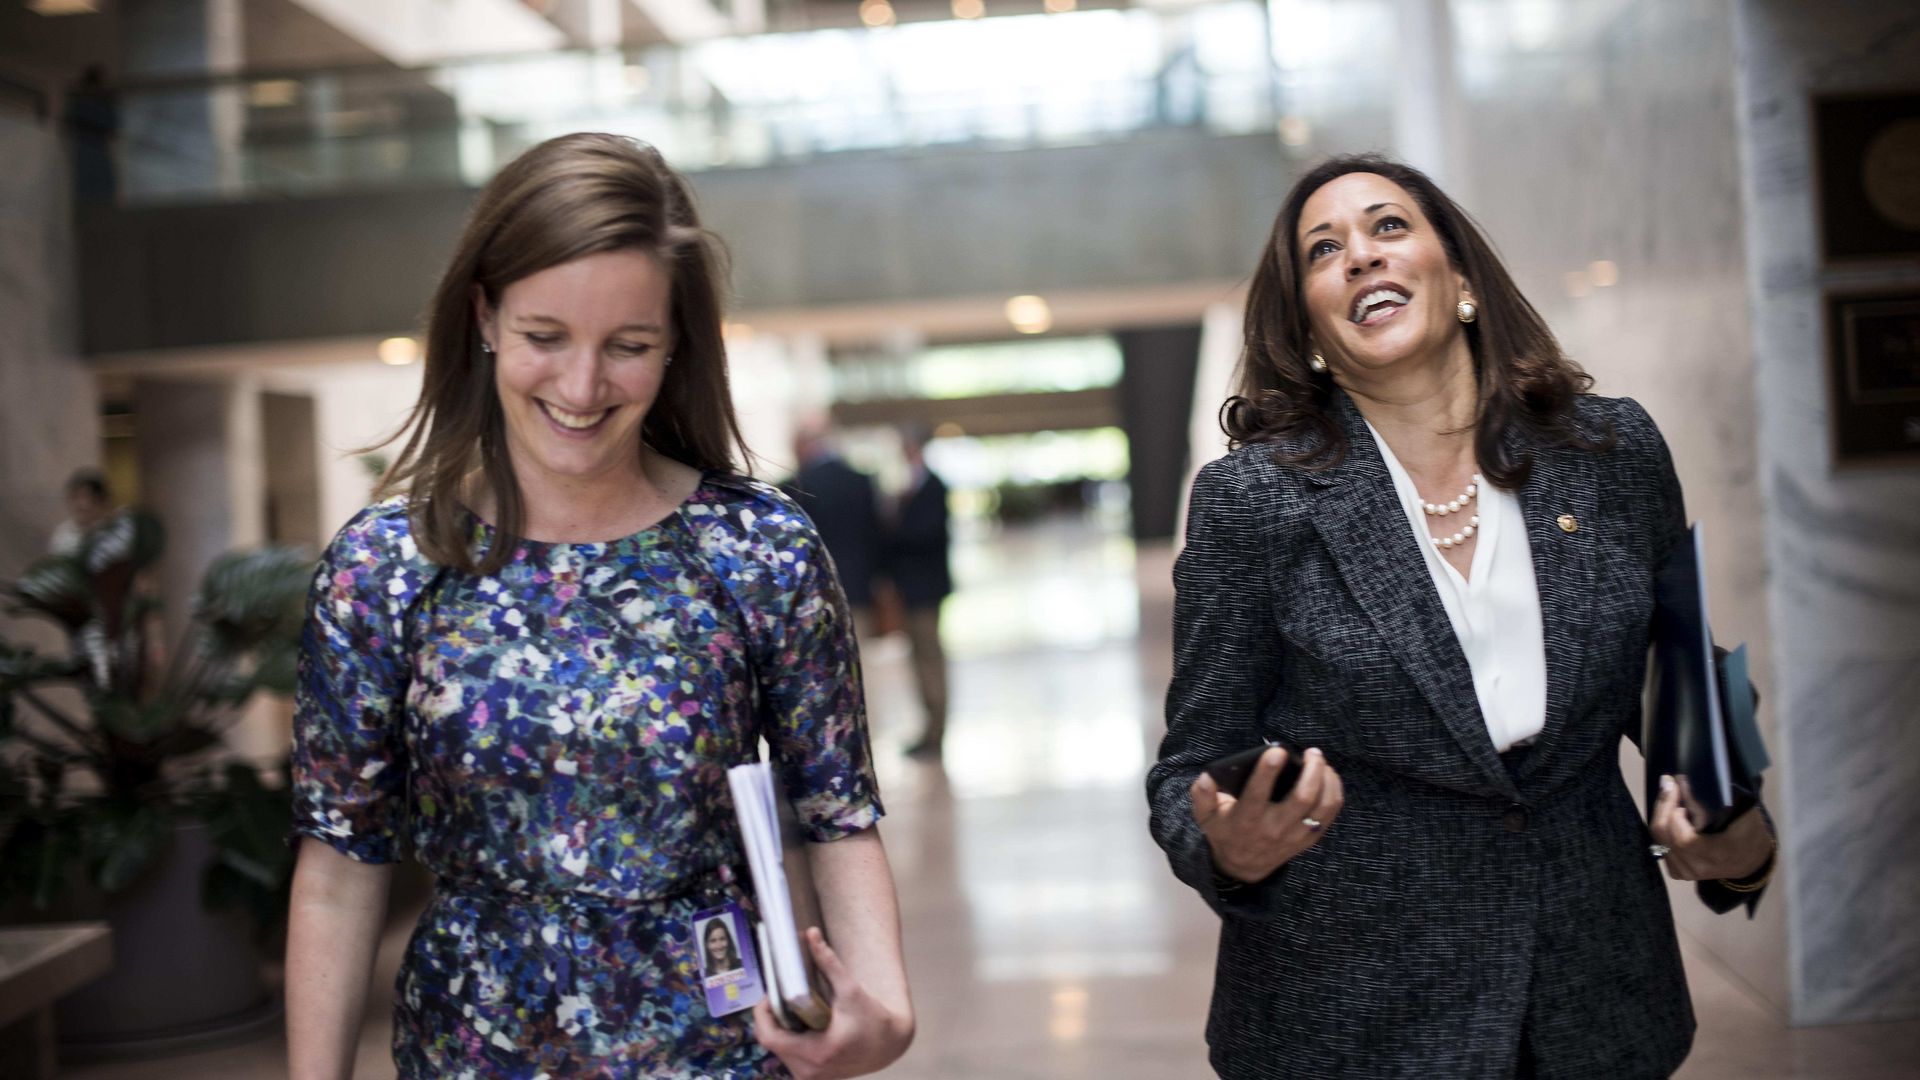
[{"xmin": 1643, "ymin": 525, "xmax": 1769, "ymax": 834}]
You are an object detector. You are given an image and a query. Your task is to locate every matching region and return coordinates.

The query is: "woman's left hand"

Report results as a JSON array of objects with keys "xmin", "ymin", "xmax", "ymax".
[
  {"xmin": 752, "ymin": 927, "xmax": 914, "ymax": 1080},
  {"xmin": 1648, "ymin": 775, "xmax": 1773, "ymax": 882}
]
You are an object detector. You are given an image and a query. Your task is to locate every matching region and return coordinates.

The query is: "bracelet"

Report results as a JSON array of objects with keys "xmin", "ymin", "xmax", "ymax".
[{"xmin": 1716, "ymin": 829, "xmax": 1778, "ymax": 894}]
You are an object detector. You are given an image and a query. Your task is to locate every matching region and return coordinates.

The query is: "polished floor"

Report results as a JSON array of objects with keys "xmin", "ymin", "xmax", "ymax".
[{"xmin": 65, "ymin": 517, "xmax": 1919, "ymax": 1079}]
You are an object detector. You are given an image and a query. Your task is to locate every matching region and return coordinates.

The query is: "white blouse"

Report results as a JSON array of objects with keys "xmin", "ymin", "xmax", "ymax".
[{"xmin": 1365, "ymin": 422, "xmax": 1548, "ymax": 753}]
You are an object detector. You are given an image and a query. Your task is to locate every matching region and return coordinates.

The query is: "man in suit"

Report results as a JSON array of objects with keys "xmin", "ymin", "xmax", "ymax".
[
  {"xmin": 783, "ymin": 425, "xmax": 881, "ymax": 633},
  {"xmin": 885, "ymin": 427, "xmax": 953, "ymax": 759}
]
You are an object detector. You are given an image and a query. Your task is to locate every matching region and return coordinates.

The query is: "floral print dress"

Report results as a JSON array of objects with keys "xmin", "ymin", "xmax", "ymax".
[{"xmin": 291, "ymin": 474, "xmax": 882, "ymax": 1079}]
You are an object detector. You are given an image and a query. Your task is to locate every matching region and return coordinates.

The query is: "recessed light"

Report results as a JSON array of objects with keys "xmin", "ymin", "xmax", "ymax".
[
  {"xmin": 29, "ymin": 0, "xmax": 99, "ymax": 15},
  {"xmin": 1005, "ymin": 295, "xmax": 1053, "ymax": 334},
  {"xmin": 377, "ymin": 337, "xmax": 420, "ymax": 366}
]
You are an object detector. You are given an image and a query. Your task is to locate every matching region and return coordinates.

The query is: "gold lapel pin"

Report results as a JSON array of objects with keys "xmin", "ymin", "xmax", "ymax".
[{"xmin": 1557, "ymin": 514, "xmax": 1579, "ymax": 534}]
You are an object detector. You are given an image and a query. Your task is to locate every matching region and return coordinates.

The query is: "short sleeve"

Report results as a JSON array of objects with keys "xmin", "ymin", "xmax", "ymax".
[
  {"xmin": 289, "ymin": 503, "xmax": 432, "ymax": 864},
  {"xmin": 721, "ymin": 488, "xmax": 884, "ymax": 842}
]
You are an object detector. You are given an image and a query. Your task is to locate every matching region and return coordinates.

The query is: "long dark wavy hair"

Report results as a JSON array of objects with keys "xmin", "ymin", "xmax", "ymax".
[
  {"xmin": 373, "ymin": 133, "xmax": 749, "ymax": 573},
  {"xmin": 1224, "ymin": 154, "xmax": 1601, "ymax": 487}
]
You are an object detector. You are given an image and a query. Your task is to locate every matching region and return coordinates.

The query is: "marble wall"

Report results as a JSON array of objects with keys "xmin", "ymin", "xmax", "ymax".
[
  {"xmin": 1442, "ymin": 0, "xmax": 1793, "ymax": 1013},
  {"xmin": 0, "ymin": 112, "xmax": 102, "ymax": 622},
  {"xmin": 1734, "ymin": 0, "xmax": 1920, "ymax": 1027}
]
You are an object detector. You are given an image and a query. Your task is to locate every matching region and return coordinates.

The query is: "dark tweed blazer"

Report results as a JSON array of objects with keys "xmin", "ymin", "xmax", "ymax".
[{"xmin": 1147, "ymin": 391, "xmax": 1762, "ymax": 1079}]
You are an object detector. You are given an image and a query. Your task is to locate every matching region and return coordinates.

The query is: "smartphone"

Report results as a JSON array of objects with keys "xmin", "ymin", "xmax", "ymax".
[{"xmin": 1204, "ymin": 742, "xmax": 1306, "ymax": 802}]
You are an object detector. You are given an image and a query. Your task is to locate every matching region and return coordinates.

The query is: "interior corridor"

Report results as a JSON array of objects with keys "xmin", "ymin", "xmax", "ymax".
[{"xmin": 64, "ymin": 516, "xmax": 1920, "ymax": 1079}]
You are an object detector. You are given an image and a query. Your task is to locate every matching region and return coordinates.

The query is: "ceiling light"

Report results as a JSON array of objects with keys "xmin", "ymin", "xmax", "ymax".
[
  {"xmin": 1044, "ymin": 0, "xmax": 1076, "ymax": 11},
  {"xmin": 859, "ymin": 0, "xmax": 896, "ymax": 27},
  {"xmin": 1589, "ymin": 260, "xmax": 1619, "ymax": 287},
  {"xmin": 1563, "ymin": 271, "xmax": 1591, "ymax": 299},
  {"xmin": 29, "ymin": 0, "xmax": 99, "ymax": 14},
  {"xmin": 952, "ymin": 0, "xmax": 985, "ymax": 17},
  {"xmin": 1005, "ymin": 295, "xmax": 1053, "ymax": 335},
  {"xmin": 377, "ymin": 337, "xmax": 420, "ymax": 366},
  {"xmin": 248, "ymin": 80, "xmax": 300, "ymax": 108},
  {"xmin": 1277, "ymin": 115, "xmax": 1312, "ymax": 147}
]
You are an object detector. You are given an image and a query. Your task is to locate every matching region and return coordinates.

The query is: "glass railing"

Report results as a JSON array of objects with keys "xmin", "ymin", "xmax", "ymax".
[{"xmin": 106, "ymin": 1, "xmax": 1282, "ymax": 205}]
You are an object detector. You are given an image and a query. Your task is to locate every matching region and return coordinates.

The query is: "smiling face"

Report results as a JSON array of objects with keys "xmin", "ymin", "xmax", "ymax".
[
  {"xmin": 481, "ymin": 248, "xmax": 673, "ymax": 490},
  {"xmin": 1294, "ymin": 172, "xmax": 1470, "ymax": 379},
  {"xmin": 704, "ymin": 920, "xmax": 733, "ymax": 965}
]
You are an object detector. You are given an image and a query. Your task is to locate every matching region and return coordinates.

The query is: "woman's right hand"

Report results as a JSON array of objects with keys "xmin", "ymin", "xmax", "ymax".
[{"xmin": 1189, "ymin": 746, "xmax": 1344, "ymax": 884}]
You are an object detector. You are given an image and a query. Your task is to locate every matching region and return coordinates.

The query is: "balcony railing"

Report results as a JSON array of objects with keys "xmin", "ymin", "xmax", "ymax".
[{"xmin": 104, "ymin": 1, "xmax": 1282, "ymax": 205}]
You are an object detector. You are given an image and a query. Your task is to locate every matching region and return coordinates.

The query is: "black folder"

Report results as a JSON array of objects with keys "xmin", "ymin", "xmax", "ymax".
[{"xmin": 1642, "ymin": 525, "xmax": 1770, "ymax": 834}]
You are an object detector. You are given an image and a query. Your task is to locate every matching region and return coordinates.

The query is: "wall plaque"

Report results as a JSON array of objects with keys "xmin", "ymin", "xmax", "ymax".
[
  {"xmin": 1814, "ymin": 92, "xmax": 1920, "ymax": 265},
  {"xmin": 1826, "ymin": 291, "xmax": 1920, "ymax": 463}
]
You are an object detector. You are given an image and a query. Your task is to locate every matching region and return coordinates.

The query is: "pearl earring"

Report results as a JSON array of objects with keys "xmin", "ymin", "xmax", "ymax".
[
  {"xmin": 1309, "ymin": 352, "xmax": 1329, "ymax": 373},
  {"xmin": 480, "ymin": 340, "xmax": 495, "ymax": 355},
  {"xmin": 1456, "ymin": 299, "xmax": 1478, "ymax": 324}
]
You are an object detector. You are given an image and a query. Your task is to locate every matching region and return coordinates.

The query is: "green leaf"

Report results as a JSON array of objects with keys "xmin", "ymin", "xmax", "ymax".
[
  {"xmin": 0, "ymin": 758, "xmax": 25, "ymax": 848},
  {"xmin": 33, "ymin": 820, "xmax": 79, "ymax": 909},
  {"xmin": 193, "ymin": 547, "xmax": 312, "ymax": 659},
  {"xmin": 79, "ymin": 511, "xmax": 166, "ymax": 576},
  {"xmin": 11, "ymin": 556, "xmax": 94, "ymax": 630},
  {"xmin": 87, "ymin": 801, "xmax": 171, "ymax": 893},
  {"xmin": 199, "ymin": 764, "xmax": 295, "ymax": 942},
  {"xmin": 91, "ymin": 692, "xmax": 149, "ymax": 742},
  {"xmin": 202, "ymin": 764, "xmax": 293, "ymax": 870},
  {"xmin": 155, "ymin": 724, "xmax": 222, "ymax": 759},
  {"xmin": 248, "ymin": 645, "xmax": 298, "ymax": 697},
  {"xmin": 0, "ymin": 646, "xmax": 86, "ymax": 689}
]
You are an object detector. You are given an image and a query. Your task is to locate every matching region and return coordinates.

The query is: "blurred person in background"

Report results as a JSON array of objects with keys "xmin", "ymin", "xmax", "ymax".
[
  {"xmin": 48, "ymin": 468, "xmax": 114, "ymax": 555},
  {"xmin": 886, "ymin": 426, "xmax": 953, "ymax": 759},
  {"xmin": 285, "ymin": 133, "xmax": 913, "ymax": 1080},
  {"xmin": 783, "ymin": 423, "xmax": 883, "ymax": 637},
  {"xmin": 62, "ymin": 64, "xmax": 119, "ymax": 204},
  {"xmin": 1147, "ymin": 155, "xmax": 1774, "ymax": 1079}
]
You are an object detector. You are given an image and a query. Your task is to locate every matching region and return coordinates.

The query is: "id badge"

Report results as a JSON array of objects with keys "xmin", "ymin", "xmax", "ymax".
[{"xmin": 692, "ymin": 902, "xmax": 764, "ymax": 1018}]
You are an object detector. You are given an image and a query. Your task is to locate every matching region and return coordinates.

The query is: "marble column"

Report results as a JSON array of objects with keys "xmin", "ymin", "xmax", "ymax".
[
  {"xmin": 131, "ymin": 376, "xmax": 265, "ymax": 645},
  {"xmin": 1392, "ymin": 0, "xmax": 1469, "ymax": 203},
  {"xmin": 1734, "ymin": 0, "xmax": 1920, "ymax": 1027},
  {"xmin": 0, "ymin": 113, "xmax": 100, "ymax": 608}
]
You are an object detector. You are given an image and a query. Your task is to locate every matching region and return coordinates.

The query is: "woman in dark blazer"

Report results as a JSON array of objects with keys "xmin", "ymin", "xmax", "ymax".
[{"xmin": 1146, "ymin": 155, "xmax": 1776, "ymax": 1079}]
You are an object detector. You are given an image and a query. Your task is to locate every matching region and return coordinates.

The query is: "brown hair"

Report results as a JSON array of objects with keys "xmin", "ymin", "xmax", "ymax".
[
  {"xmin": 375, "ymin": 133, "xmax": 748, "ymax": 573},
  {"xmin": 1224, "ymin": 154, "xmax": 1599, "ymax": 486}
]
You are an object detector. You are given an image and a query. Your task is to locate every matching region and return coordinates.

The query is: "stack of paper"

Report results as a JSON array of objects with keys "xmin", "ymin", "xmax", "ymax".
[{"xmin": 726, "ymin": 761, "xmax": 833, "ymax": 1031}]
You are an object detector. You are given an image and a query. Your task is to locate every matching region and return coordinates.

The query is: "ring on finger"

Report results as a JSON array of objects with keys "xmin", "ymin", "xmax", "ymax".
[
  {"xmin": 1302, "ymin": 816, "xmax": 1324, "ymax": 832},
  {"xmin": 1649, "ymin": 843, "xmax": 1671, "ymax": 859}
]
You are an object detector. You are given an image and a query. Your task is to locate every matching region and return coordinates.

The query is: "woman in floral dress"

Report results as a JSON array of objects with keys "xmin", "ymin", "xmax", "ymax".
[{"xmin": 284, "ymin": 134, "xmax": 914, "ymax": 1080}]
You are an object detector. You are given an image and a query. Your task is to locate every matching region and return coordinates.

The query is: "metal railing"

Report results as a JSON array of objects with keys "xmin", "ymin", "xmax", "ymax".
[{"xmin": 105, "ymin": 1, "xmax": 1281, "ymax": 204}]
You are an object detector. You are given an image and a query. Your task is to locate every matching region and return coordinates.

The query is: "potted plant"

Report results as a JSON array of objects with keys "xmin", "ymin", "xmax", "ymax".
[{"xmin": 0, "ymin": 510, "xmax": 311, "ymax": 1051}]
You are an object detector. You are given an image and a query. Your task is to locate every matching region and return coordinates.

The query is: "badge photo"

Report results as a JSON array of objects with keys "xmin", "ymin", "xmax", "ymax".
[{"xmin": 693, "ymin": 903, "xmax": 764, "ymax": 1017}]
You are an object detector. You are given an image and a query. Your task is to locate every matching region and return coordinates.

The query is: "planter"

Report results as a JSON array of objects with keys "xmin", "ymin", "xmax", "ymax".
[{"xmin": 51, "ymin": 821, "xmax": 279, "ymax": 1059}]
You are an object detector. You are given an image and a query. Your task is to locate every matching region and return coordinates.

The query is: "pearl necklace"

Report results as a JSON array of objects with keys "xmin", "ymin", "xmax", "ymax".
[{"xmin": 1423, "ymin": 473, "xmax": 1482, "ymax": 549}]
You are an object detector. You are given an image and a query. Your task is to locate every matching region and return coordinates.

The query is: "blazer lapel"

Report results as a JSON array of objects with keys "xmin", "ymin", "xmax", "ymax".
[
  {"xmin": 1507, "ymin": 428, "xmax": 1598, "ymax": 780},
  {"xmin": 1304, "ymin": 394, "xmax": 1515, "ymax": 795}
]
